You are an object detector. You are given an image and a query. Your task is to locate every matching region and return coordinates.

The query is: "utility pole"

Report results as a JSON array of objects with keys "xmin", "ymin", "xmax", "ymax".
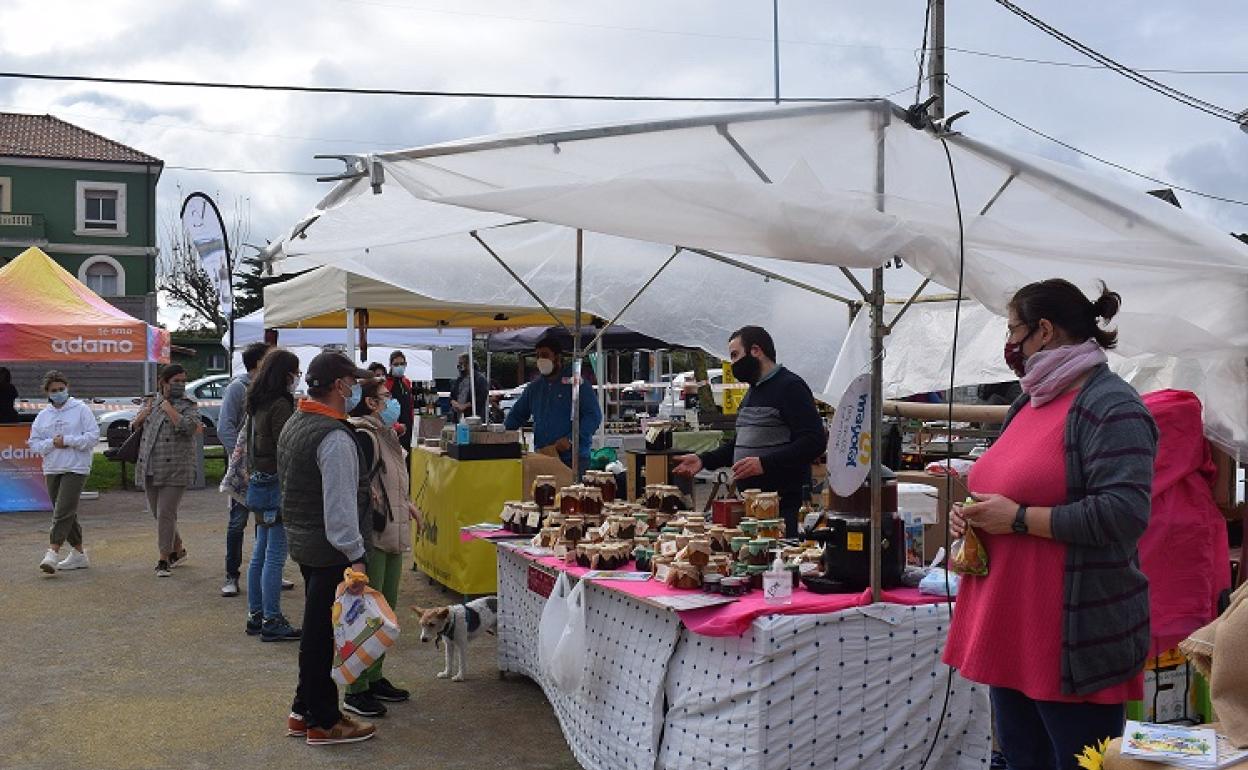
[
  {"xmin": 927, "ymin": 0, "xmax": 946, "ymax": 120},
  {"xmin": 773, "ymin": 0, "xmax": 781, "ymax": 104}
]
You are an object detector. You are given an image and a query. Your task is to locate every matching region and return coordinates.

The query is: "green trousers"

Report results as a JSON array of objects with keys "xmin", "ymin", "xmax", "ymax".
[
  {"xmin": 346, "ymin": 549, "xmax": 404, "ymax": 694},
  {"xmin": 47, "ymin": 472, "xmax": 87, "ymax": 549}
]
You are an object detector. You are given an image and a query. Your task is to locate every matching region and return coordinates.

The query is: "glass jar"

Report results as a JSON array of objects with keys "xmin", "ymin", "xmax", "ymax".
[
  {"xmin": 758, "ymin": 518, "xmax": 784, "ymax": 540},
  {"xmin": 706, "ymin": 554, "xmax": 732, "ymax": 577},
  {"xmin": 702, "ymin": 573, "xmax": 723, "ymax": 594},
  {"xmin": 659, "ymin": 485, "xmax": 684, "ymax": 515},
  {"xmin": 600, "ymin": 472, "xmax": 617, "ymax": 504},
  {"xmin": 741, "ymin": 489, "xmax": 761, "ymax": 518},
  {"xmin": 533, "ymin": 475, "xmax": 558, "ymax": 508},
  {"xmin": 739, "ymin": 518, "xmax": 760, "ymax": 538},
  {"xmin": 643, "ymin": 484, "xmax": 662, "ymax": 511},
  {"xmin": 720, "ymin": 576, "xmax": 748, "ymax": 596},
  {"xmin": 651, "ymin": 554, "xmax": 675, "ymax": 581},
  {"xmin": 747, "ymin": 538, "xmax": 773, "ymax": 566},
  {"xmin": 747, "ymin": 565, "xmax": 768, "ymax": 590},
  {"xmin": 561, "ymin": 516, "xmax": 585, "ymax": 543},
  {"xmin": 707, "ymin": 526, "xmax": 729, "ymax": 552},
  {"xmin": 518, "ymin": 503, "xmax": 542, "ymax": 535},
  {"xmin": 581, "ymin": 487, "xmax": 604, "ymax": 518},
  {"xmin": 730, "ymin": 536, "xmax": 751, "ymax": 560},
  {"xmin": 559, "ymin": 486, "xmax": 583, "ymax": 516},
  {"xmin": 754, "ymin": 491, "xmax": 780, "ymax": 521}
]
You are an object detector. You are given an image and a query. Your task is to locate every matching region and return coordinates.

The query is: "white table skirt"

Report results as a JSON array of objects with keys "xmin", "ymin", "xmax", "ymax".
[{"xmin": 496, "ymin": 547, "xmax": 992, "ymax": 770}]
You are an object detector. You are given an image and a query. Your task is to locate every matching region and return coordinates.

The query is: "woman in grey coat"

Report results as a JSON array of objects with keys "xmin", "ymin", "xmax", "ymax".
[{"xmin": 133, "ymin": 364, "xmax": 201, "ymax": 577}]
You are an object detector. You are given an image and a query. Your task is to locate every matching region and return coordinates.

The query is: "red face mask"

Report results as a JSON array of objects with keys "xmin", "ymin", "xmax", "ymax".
[{"xmin": 1003, "ymin": 325, "xmax": 1034, "ymax": 377}]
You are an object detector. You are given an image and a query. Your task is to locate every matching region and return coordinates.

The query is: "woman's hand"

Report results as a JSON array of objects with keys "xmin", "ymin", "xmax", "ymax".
[
  {"xmin": 960, "ymin": 493, "xmax": 1019, "ymax": 535},
  {"xmin": 407, "ymin": 501, "xmax": 422, "ymax": 527},
  {"xmin": 949, "ymin": 503, "xmax": 968, "ymax": 538}
]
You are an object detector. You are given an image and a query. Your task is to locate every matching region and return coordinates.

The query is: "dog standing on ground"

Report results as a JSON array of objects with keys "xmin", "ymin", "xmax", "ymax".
[{"xmin": 412, "ymin": 596, "xmax": 497, "ymax": 682}]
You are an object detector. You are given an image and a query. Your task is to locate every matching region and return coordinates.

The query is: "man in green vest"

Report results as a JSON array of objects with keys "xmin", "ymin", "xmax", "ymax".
[{"xmin": 278, "ymin": 351, "xmax": 377, "ymax": 745}]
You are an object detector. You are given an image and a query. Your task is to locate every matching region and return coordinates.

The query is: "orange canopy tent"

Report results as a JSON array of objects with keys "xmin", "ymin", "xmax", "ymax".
[{"xmin": 0, "ymin": 246, "xmax": 170, "ymax": 363}]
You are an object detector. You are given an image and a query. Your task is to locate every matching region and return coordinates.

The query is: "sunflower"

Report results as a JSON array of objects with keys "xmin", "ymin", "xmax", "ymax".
[{"xmin": 1075, "ymin": 737, "xmax": 1111, "ymax": 770}]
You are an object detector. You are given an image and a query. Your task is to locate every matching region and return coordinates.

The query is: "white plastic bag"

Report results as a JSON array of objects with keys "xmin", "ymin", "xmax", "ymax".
[
  {"xmin": 549, "ymin": 579, "xmax": 588, "ymax": 694},
  {"xmin": 538, "ymin": 571, "xmax": 572, "ymax": 672}
]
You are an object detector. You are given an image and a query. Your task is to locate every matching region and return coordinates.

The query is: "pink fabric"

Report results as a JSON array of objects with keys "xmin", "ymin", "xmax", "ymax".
[
  {"xmin": 1139, "ymin": 390, "xmax": 1230, "ymax": 656},
  {"xmin": 510, "ymin": 549, "xmax": 944, "ymax": 637},
  {"xmin": 1020, "ymin": 339, "xmax": 1107, "ymax": 406},
  {"xmin": 461, "ymin": 528, "xmax": 530, "ymax": 543},
  {"xmin": 943, "ymin": 389, "xmax": 1141, "ymax": 703}
]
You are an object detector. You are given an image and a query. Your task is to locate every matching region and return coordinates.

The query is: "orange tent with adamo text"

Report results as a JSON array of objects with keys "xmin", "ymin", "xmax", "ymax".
[{"xmin": 0, "ymin": 247, "xmax": 170, "ymax": 362}]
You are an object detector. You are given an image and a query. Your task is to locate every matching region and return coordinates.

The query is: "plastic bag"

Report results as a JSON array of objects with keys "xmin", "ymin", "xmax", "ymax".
[
  {"xmin": 538, "ymin": 572, "xmax": 572, "ymax": 672},
  {"xmin": 330, "ymin": 578, "xmax": 401, "ymax": 686},
  {"xmin": 919, "ymin": 567, "xmax": 960, "ymax": 597},
  {"xmin": 948, "ymin": 525, "xmax": 989, "ymax": 577},
  {"xmin": 549, "ymin": 579, "xmax": 588, "ymax": 694}
]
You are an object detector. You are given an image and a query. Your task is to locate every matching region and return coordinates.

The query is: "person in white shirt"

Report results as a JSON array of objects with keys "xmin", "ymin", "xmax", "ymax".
[{"xmin": 28, "ymin": 370, "xmax": 99, "ymax": 574}]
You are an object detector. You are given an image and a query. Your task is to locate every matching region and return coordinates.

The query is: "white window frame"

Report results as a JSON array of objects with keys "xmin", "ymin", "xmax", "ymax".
[
  {"xmin": 77, "ymin": 255, "xmax": 126, "ymax": 296},
  {"xmin": 75, "ymin": 180, "xmax": 127, "ymax": 237},
  {"xmin": 0, "ymin": 177, "xmax": 10, "ymax": 212}
]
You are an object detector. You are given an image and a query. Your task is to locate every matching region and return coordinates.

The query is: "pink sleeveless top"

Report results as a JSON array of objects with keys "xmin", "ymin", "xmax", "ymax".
[{"xmin": 942, "ymin": 388, "xmax": 1142, "ymax": 703}]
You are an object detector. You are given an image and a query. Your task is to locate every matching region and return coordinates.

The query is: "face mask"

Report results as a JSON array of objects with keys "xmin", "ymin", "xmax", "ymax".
[
  {"xmin": 730, "ymin": 353, "xmax": 762, "ymax": 386},
  {"xmin": 536, "ymin": 358, "xmax": 556, "ymax": 376},
  {"xmin": 457, "ymin": 364, "xmax": 466, "ymax": 374},
  {"xmin": 288, "ymin": 374, "xmax": 302, "ymax": 394},
  {"xmin": 344, "ymin": 382, "xmax": 363, "ymax": 412},
  {"xmin": 380, "ymin": 397, "xmax": 401, "ymax": 426},
  {"xmin": 391, "ymin": 364, "xmax": 406, "ymax": 377},
  {"xmin": 1003, "ymin": 326, "xmax": 1035, "ymax": 377},
  {"xmin": 169, "ymin": 382, "xmax": 186, "ymax": 399},
  {"xmin": 49, "ymin": 390, "xmax": 69, "ymax": 406}
]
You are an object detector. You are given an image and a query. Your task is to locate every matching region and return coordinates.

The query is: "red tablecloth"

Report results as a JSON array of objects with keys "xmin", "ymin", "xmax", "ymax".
[{"xmin": 502, "ymin": 544, "xmax": 947, "ymax": 637}]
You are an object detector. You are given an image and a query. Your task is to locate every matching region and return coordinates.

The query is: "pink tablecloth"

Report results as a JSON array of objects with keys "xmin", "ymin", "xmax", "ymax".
[
  {"xmin": 460, "ymin": 527, "xmax": 531, "ymax": 544},
  {"xmin": 508, "ymin": 546, "xmax": 946, "ymax": 638}
]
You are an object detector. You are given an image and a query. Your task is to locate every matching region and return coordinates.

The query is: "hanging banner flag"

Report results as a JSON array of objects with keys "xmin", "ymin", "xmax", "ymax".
[
  {"xmin": 827, "ymin": 372, "xmax": 873, "ymax": 497},
  {"xmin": 179, "ymin": 192, "xmax": 233, "ymax": 320}
]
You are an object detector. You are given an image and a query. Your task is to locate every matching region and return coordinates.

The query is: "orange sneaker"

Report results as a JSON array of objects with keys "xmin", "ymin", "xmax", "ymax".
[
  {"xmin": 286, "ymin": 712, "xmax": 307, "ymax": 737},
  {"xmin": 305, "ymin": 715, "xmax": 375, "ymax": 745}
]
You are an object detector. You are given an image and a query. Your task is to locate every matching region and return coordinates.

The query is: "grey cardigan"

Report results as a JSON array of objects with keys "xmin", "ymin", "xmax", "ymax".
[{"xmin": 1002, "ymin": 363, "xmax": 1159, "ymax": 696}]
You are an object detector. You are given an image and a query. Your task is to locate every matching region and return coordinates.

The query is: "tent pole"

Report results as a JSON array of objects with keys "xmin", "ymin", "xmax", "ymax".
[
  {"xmin": 470, "ymin": 231, "xmax": 573, "ymax": 335},
  {"xmin": 571, "ymin": 230, "xmax": 584, "ymax": 481},
  {"xmin": 468, "ymin": 328, "xmax": 478, "ymax": 424},
  {"xmin": 596, "ymin": 335, "xmax": 606, "ymax": 446},
  {"xmin": 583, "ymin": 246, "xmax": 681, "ymax": 352},
  {"xmin": 686, "ymin": 248, "xmax": 857, "ymax": 307},
  {"xmin": 346, "ymin": 305, "xmax": 356, "ymax": 362},
  {"xmin": 485, "ymin": 344, "xmax": 492, "ymax": 424},
  {"xmin": 869, "ymin": 104, "xmax": 890, "ymax": 603}
]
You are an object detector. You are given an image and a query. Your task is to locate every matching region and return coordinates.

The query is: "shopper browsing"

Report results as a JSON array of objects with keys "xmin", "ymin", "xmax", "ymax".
[
  {"xmin": 673, "ymin": 325, "xmax": 825, "ymax": 537},
  {"xmin": 384, "ymin": 351, "xmax": 414, "ymax": 451},
  {"xmin": 944, "ymin": 279, "xmax": 1159, "ymax": 767},
  {"xmin": 218, "ymin": 342, "xmax": 270, "ymax": 598},
  {"xmin": 504, "ymin": 335, "xmax": 602, "ymax": 472},
  {"xmin": 29, "ymin": 370, "xmax": 99, "ymax": 573},
  {"xmin": 450, "ymin": 352, "xmax": 489, "ymax": 422},
  {"xmin": 133, "ymin": 364, "xmax": 201, "ymax": 578},
  {"xmin": 278, "ymin": 351, "xmax": 376, "ymax": 745}
]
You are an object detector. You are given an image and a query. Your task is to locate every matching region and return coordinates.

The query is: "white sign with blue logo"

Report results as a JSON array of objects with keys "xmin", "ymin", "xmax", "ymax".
[{"xmin": 827, "ymin": 372, "xmax": 873, "ymax": 497}]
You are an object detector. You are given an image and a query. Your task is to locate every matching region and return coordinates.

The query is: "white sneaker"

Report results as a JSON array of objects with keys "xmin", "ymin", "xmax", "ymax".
[
  {"xmin": 39, "ymin": 548, "xmax": 60, "ymax": 574},
  {"xmin": 57, "ymin": 549, "xmax": 89, "ymax": 570}
]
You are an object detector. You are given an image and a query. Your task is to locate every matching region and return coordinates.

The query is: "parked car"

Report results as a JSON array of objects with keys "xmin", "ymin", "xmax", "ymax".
[
  {"xmin": 658, "ymin": 369, "xmax": 739, "ymax": 419},
  {"xmin": 96, "ymin": 374, "xmax": 230, "ymax": 445}
]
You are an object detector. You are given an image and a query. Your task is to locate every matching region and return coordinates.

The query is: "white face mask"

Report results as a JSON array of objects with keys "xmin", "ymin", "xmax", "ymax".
[
  {"xmin": 536, "ymin": 358, "xmax": 556, "ymax": 376},
  {"xmin": 288, "ymin": 373, "xmax": 302, "ymax": 393}
]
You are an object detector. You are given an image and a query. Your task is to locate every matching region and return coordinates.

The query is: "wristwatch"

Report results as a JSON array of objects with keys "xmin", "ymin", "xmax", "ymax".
[{"xmin": 1012, "ymin": 505, "xmax": 1029, "ymax": 535}]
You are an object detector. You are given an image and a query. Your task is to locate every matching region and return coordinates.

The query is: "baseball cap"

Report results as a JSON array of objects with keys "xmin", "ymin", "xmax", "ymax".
[{"xmin": 306, "ymin": 352, "xmax": 373, "ymax": 389}]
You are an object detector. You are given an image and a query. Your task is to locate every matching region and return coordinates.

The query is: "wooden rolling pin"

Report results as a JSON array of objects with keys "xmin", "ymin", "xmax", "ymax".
[{"xmin": 882, "ymin": 400, "xmax": 1010, "ymax": 423}]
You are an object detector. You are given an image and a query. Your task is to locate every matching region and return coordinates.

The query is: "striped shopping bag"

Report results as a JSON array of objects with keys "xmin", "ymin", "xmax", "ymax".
[{"xmin": 330, "ymin": 583, "xmax": 401, "ymax": 686}]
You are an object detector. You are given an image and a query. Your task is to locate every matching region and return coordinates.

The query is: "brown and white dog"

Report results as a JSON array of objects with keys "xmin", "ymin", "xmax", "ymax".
[{"xmin": 412, "ymin": 596, "xmax": 497, "ymax": 682}]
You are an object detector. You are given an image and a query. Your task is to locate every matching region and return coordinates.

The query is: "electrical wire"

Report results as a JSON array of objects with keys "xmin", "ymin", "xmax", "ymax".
[
  {"xmin": 941, "ymin": 45, "xmax": 1248, "ymax": 76},
  {"xmin": 946, "ymin": 81, "xmax": 1248, "ymax": 207},
  {"xmin": 991, "ymin": 0, "xmax": 1243, "ymax": 123},
  {"xmin": 913, "ymin": 0, "xmax": 934, "ymax": 107}
]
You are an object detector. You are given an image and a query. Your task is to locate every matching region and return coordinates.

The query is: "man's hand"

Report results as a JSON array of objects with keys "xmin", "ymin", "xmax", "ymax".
[
  {"xmin": 554, "ymin": 436, "xmax": 572, "ymax": 453},
  {"xmin": 731, "ymin": 456, "xmax": 764, "ymax": 481},
  {"xmin": 346, "ymin": 563, "xmax": 369, "ymax": 595},
  {"xmin": 672, "ymin": 454, "xmax": 703, "ymax": 477},
  {"xmin": 959, "ymin": 493, "xmax": 1018, "ymax": 535},
  {"xmin": 53, "ymin": 435, "xmax": 65, "ymax": 448}
]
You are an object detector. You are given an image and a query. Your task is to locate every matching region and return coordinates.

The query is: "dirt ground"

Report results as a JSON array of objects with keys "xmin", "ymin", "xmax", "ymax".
[{"xmin": 1, "ymin": 489, "xmax": 581, "ymax": 770}]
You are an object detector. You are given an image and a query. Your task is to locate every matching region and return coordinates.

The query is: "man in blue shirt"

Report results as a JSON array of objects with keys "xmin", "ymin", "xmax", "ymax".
[{"xmin": 504, "ymin": 336, "xmax": 602, "ymax": 473}]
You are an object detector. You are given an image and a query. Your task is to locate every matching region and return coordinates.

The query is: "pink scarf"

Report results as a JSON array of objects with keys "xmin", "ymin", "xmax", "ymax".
[{"xmin": 1020, "ymin": 338, "xmax": 1107, "ymax": 407}]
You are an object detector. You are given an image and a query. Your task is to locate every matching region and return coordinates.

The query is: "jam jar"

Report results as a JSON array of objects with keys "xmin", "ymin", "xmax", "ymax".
[
  {"xmin": 518, "ymin": 503, "xmax": 542, "ymax": 535},
  {"xmin": 561, "ymin": 515, "xmax": 585, "ymax": 543},
  {"xmin": 758, "ymin": 518, "xmax": 784, "ymax": 540},
  {"xmin": 754, "ymin": 491, "xmax": 780, "ymax": 521},
  {"xmin": 559, "ymin": 485, "xmax": 583, "ymax": 516},
  {"xmin": 720, "ymin": 576, "xmax": 748, "ymax": 596},
  {"xmin": 643, "ymin": 484, "xmax": 663, "ymax": 511},
  {"xmin": 533, "ymin": 475, "xmax": 558, "ymax": 508},
  {"xmin": 659, "ymin": 485, "xmax": 684, "ymax": 515},
  {"xmin": 741, "ymin": 489, "xmax": 761, "ymax": 518},
  {"xmin": 747, "ymin": 538, "xmax": 773, "ymax": 566},
  {"xmin": 738, "ymin": 518, "xmax": 760, "ymax": 538},
  {"xmin": 580, "ymin": 487, "xmax": 604, "ymax": 518}
]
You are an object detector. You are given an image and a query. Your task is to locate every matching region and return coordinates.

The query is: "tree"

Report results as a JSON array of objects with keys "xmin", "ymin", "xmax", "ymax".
[
  {"xmin": 157, "ymin": 190, "xmax": 251, "ymax": 334},
  {"xmin": 232, "ymin": 253, "xmax": 305, "ymax": 319}
]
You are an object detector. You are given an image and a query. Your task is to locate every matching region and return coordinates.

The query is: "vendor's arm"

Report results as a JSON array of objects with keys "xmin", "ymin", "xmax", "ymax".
[
  {"xmin": 503, "ymin": 384, "xmax": 532, "ymax": 431},
  {"xmin": 319, "ymin": 430, "xmax": 366, "ymax": 563},
  {"xmin": 698, "ymin": 438, "xmax": 736, "ymax": 471},
  {"xmin": 757, "ymin": 378, "xmax": 825, "ymax": 475},
  {"xmin": 577, "ymin": 380, "xmax": 602, "ymax": 449}
]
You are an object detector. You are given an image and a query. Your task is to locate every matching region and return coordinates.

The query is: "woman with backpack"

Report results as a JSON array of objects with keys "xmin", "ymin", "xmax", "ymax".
[
  {"xmin": 243, "ymin": 349, "xmax": 302, "ymax": 642},
  {"xmin": 343, "ymin": 378, "xmax": 420, "ymax": 718}
]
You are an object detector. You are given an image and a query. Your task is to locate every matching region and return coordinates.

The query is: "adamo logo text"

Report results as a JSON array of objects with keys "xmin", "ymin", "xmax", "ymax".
[
  {"xmin": 844, "ymin": 392, "xmax": 871, "ymax": 468},
  {"xmin": 0, "ymin": 445, "xmax": 37, "ymax": 460},
  {"xmin": 51, "ymin": 337, "xmax": 134, "ymax": 355}
]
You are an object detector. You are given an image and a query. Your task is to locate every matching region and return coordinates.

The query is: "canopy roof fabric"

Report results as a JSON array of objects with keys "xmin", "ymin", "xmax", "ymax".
[
  {"xmin": 269, "ymin": 100, "xmax": 1248, "ymax": 454},
  {"xmin": 486, "ymin": 324, "xmax": 675, "ymax": 353},
  {"xmin": 0, "ymin": 246, "xmax": 169, "ymax": 363},
  {"xmin": 229, "ymin": 309, "xmax": 471, "ymax": 349},
  {"xmin": 263, "ymin": 265, "xmax": 591, "ymax": 330}
]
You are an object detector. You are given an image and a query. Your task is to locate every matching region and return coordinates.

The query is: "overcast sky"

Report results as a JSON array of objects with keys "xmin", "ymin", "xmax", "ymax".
[{"xmin": 2, "ymin": 0, "xmax": 1245, "ymax": 327}]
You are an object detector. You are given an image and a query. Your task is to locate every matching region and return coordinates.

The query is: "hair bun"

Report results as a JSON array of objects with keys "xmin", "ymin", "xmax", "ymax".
[{"xmin": 1092, "ymin": 282, "xmax": 1121, "ymax": 322}]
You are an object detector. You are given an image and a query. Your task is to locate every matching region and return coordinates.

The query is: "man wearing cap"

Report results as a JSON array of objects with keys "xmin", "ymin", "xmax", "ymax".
[
  {"xmin": 277, "ymin": 352, "xmax": 376, "ymax": 745},
  {"xmin": 504, "ymin": 335, "xmax": 602, "ymax": 473}
]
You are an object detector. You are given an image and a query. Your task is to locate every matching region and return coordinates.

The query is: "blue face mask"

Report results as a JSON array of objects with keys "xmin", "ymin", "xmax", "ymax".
[
  {"xmin": 391, "ymin": 364, "xmax": 406, "ymax": 377},
  {"xmin": 344, "ymin": 382, "xmax": 363, "ymax": 413},
  {"xmin": 49, "ymin": 390, "xmax": 69, "ymax": 406},
  {"xmin": 380, "ymin": 397, "xmax": 401, "ymax": 426}
]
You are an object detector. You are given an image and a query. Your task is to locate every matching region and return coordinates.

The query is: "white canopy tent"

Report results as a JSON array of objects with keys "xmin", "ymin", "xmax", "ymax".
[
  {"xmin": 263, "ymin": 98, "xmax": 1248, "ymax": 594},
  {"xmin": 229, "ymin": 308, "xmax": 471, "ymax": 350}
]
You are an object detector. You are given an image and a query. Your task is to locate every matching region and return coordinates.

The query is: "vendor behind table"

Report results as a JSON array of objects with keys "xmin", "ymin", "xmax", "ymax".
[{"xmin": 503, "ymin": 334, "xmax": 602, "ymax": 471}]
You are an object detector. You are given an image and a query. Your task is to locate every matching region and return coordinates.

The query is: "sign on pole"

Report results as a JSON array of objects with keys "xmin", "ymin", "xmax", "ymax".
[
  {"xmin": 179, "ymin": 192, "xmax": 233, "ymax": 321},
  {"xmin": 826, "ymin": 372, "xmax": 873, "ymax": 497}
]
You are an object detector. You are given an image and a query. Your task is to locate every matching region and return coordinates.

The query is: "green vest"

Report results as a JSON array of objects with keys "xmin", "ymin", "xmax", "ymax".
[{"xmin": 278, "ymin": 409, "xmax": 368, "ymax": 567}]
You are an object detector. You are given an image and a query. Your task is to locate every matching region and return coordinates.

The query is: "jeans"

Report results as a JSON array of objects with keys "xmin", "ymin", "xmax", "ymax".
[
  {"xmin": 225, "ymin": 497, "xmax": 250, "ymax": 579},
  {"xmin": 293, "ymin": 562, "xmax": 350, "ymax": 730},
  {"xmin": 990, "ymin": 686, "xmax": 1127, "ymax": 770},
  {"xmin": 346, "ymin": 550, "xmax": 404, "ymax": 694},
  {"xmin": 246, "ymin": 524, "xmax": 289, "ymax": 619}
]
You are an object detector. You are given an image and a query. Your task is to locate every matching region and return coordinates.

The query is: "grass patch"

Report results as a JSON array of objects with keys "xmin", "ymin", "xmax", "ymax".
[{"xmin": 86, "ymin": 446, "xmax": 228, "ymax": 492}]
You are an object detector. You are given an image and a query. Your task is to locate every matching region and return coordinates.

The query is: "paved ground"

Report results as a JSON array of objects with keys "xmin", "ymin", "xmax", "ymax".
[{"xmin": 1, "ymin": 489, "xmax": 581, "ymax": 770}]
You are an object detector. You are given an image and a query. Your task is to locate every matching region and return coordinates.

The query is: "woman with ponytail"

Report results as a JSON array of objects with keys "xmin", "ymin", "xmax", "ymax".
[{"xmin": 944, "ymin": 279, "xmax": 1160, "ymax": 769}]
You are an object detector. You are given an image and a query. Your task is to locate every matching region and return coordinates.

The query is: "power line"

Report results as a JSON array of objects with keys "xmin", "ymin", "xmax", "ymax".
[
  {"xmin": 946, "ymin": 81, "xmax": 1248, "ymax": 207},
  {"xmin": 166, "ymin": 165, "xmax": 320, "ymax": 176},
  {"xmin": 991, "ymin": 0, "xmax": 1243, "ymax": 123},
  {"xmin": 913, "ymin": 0, "xmax": 934, "ymax": 106},
  {"xmin": 943, "ymin": 46, "xmax": 1248, "ymax": 76}
]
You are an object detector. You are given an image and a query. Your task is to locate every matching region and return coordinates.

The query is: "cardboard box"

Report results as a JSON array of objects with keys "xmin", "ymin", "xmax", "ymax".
[
  {"xmin": 521, "ymin": 453, "xmax": 573, "ymax": 503},
  {"xmin": 896, "ymin": 471, "xmax": 970, "ymax": 563}
]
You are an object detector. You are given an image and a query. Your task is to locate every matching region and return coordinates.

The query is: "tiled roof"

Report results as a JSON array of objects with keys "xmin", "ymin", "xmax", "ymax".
[{"xmin": 0, "ymin": 112, "xmax": 162, "ymax": 165}]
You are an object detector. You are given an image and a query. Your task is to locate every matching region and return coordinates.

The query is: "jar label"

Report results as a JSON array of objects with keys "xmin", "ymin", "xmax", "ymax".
[
  {"xmin": 527, "ymin": 511, "xmax": 543, "ymax": 528},
  {"xmin": 847, "ymin": 532, "xmax": 864, "ymax": 551}
]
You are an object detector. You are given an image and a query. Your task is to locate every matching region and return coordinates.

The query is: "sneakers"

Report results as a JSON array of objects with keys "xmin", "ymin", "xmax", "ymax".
[
  {"xmin": 246, "ymin": 611, "xmax": 263, "ymax": 636},
  {"xmin": 342, "ymin": 691, "xmax": 387, "ymax": 718},
  {"xmin": 57, "ymin": 549, "xmax": 89, "ymax": 571},
  {"xmin": 221, "ymin": 577, "xmax": 240, "ymax": 597},
  {"xmin": 370, "ymin": 677, "xmax": 410, "ymax": 702},
  {"xmin": 286, "ymin": 712, "xmax": 307, "ymax": 737},
  {"xmin": 305, "ymin": 715, "xmax": 375, "ymax": 745},
  {"xmin": 39, "ymin": 548, "xmax": 60, "ymax": 574},
  {"xmin": 281, "ymin": 578, "xmax": 295, "ymax": 591},
  {"xmin": 155, "ymin": 560, "xmax": 171, "ymax": 577},
  {"xmin": 261, "ymin": 615, "xmax": 302, "ymax": 642},
  {"xmin": 169, "ymin": 548, "xmax": 187, "ymax": 569}
]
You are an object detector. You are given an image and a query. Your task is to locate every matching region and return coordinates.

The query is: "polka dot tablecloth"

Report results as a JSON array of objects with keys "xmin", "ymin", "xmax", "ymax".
[{"xmin": 496, "ymin": 548, "xmax": 992, "ymax": 770}]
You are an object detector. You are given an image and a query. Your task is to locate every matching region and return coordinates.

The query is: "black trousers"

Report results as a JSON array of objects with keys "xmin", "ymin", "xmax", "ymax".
[
  {"xmin": 990, "ymin": 686, "xmax": 1126, "ymax": 770},
  {"xmin": 292, "ymin": 562, "xmax": 350, "ymax": 729}
]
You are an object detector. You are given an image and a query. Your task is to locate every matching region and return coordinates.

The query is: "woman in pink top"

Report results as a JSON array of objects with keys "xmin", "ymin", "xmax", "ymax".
[{"xmin": 945, "ymin": 279, "xmax": 1158, "ymax": 770}]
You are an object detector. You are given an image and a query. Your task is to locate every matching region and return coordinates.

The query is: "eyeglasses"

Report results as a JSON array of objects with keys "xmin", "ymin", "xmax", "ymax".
[{"xmin": 1005, "ymin": 322, "xmax": 1031, "ymax": 341}]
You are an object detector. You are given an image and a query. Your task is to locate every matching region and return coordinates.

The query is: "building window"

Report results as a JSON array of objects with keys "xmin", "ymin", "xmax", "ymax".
[
  {"xmin": 207, "ymin": 352, "xmax": 226, "ymax": 371},
  {"xmin": 0, "ymin": 177, "xmax": 10, "ymax": 212},
  {"xmin": 78, "ymin": 255, "xmax": 126, "ymax": 296},
  {"xmin": 75, "ymin": 181, "xmax": 127, "ymax": 237}
]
